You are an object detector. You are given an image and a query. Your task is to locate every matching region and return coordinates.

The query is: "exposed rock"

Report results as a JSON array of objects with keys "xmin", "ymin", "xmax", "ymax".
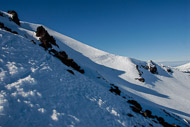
[
  {"xmin": 67, "ymin": 69, "xmax": 74, "ymax": 75},
  {"xmin": 48, "ymin": 49, "xmax": 84, "ymax": 74},
  {"xmin": 166, "ymin": 68, "xmax": 172, "ymax": 73},
  {"xmin": 56, "ymin": 51, "xmax": 68, "ymax": 59},
  {"xmin": 4, "ymin": 27, "xmax": 12, "ymax": 32},
  {"xmin": 12, "ymin": 31, "xmax": 18, "ymax": 34},
  {"xmin": 135, "ymin": 77, "xmax": 145, "ymax": 82},
  {"xmin": 0, "ymin": 22, "xmax": 18, "ymax": 34},
  {"xmin": 7, "ymin": 10, "xmax": 20, "ymax": 26},
  {"xmin": 109, "ymin": 84, "xmax": 121, "ymax": 96},
  {"xmin": 136, "ymin": 65, "xmax": 143, "ymax": 76},
  {"xmin": 127, "ymin": 100, "xmax": 142, "ymax": 113},
  {"xmin": 36, "ymin": 26, "xmax": 59, "ymax": 49},
  {"xmin": 142, "ymin": 60, "xmax": 158, "ymax": 74},
  {"xmin": 36, "ymin": 26, "xmax": 46, "ymax": 37},
  {"xmin": 149, "ymin": 65, "xmax": 157, "ymax": 74},
  {"xmin": 0, "ymin": 22, "xmax": 4, "ymax": 28},
  {"xmin": 142, "ymin": 110, "xmax": 152, "ymax": 118},
  {"xmin": 127, "ymin": 113, "xmax": 134, "ymax": 117}
]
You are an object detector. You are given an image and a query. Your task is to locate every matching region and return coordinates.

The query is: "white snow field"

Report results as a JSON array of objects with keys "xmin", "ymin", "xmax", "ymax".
[
  {"xmin": 176, "ymin": 63, "xmax": 190, "ymax": 73},
  {"xmin": 0, "ymin": 11, "xmax": 190, "ymax": 127}
]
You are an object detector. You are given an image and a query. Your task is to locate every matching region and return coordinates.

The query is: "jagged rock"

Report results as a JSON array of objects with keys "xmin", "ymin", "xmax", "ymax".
[
  {"xmin": 135, "ymin": 77, "xmax": 145, "ymax": 82},
  {"xmin": 12, "ymin": 31, "xmax": 18, "ymax": 34},
  {"xmin": 57, "ymin": 51, "xmax": 68, "ymax": 59},
  {"xmin": 4, "ymin": 27, "xmax": 12, "ymax": 32},
  {"xmin": 148, "ymin": 61, "xmax": 158, "ymax": 74},
  {"xmin": 136, "ymin": 65, "xmax": 143, "ymax": 76},
  {"xmin": 36, "ymin": 26, "xmax": 84, "ymax": 74},
  {"xmin": 49, "ymin": 36, "xmax": 59, "ymax": 48},
  {"xmin": 48, "ymin": 49, "xmax": 84, "ymax": 74},
  {"xmin": 7, "ymin": 10, "xmax": 20, "ymax": 26},
  {"xmin": 67, "ymin": 69, "xmax": 74, "ymax": 75},
  {"xmin": 127, "ymin": 100, "xmax": 142, "ymax": 112},
  {"xmin": 167, "ymin": 68, "xmax": 172, "ymax": 73},
  {"xmin": 127, "ymin": 113, "xmax": 134, "ymax": 117},
  {"xmin": 0, "ymin": 22, "xmax": 18, "ymax": 34},
  {"xmin": 36, "ymin": 26, "xmax": 59, "ymax": 48},
  {"xmin": 78, "ymin": 69, "xmax": 85, "ymax": 74},
  {"xmin": 149, "ymin": 65, "xmax": 157, "ymax": 74},
  {"xmin": 36, "ymin": 26, "xmax": 46, "ymax": 37},
  {"xmin": 142, "ymin": 110, "xmax": 152, "ymax": 118},
  {"xmin": 109, "ymin": 85, "xmax": 121, "ymax": 96},
  {"xmin": 0, "ymin": 22, "xmax": 4, "ymax": 28},
  {"xmin": 39, "ymin": 37, "xmax": 52, "ymax": 50}
]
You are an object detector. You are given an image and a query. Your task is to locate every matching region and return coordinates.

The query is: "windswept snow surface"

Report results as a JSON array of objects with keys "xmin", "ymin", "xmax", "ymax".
[
  {"xmin": 176, "ymin": 63, "xmax": 190, "ymax": 73},
  {"xmin": 0, "ymin": 11, "xmax": 190, "ymax": 127}
]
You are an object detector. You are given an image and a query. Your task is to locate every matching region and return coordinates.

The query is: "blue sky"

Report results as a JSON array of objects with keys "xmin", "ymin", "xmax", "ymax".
[{"xmin": 1, "ymin": 0, "xmax": 190, "ymax": 63}]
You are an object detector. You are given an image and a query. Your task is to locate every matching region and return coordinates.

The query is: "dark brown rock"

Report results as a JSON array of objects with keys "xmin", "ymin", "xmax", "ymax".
[
  {"xmin": 135, "ymin": 77, "xmax": 145, "ymax": 82},
  {"xmin": 109, "ymin": 85, "xmax": 121, "ymax": 96},
  {"xmin": 67, "ymin": 69, "xmax": 74, "ymax": 75},
  {"xmin": 12, "ymin": 31, "xmax": 18, "ymax": 34},
  {"xmin": 127, "ymin": 113, "xmax": 134, "ymax": 117},
  {"xmin": 0, "ymin": 22, "xmax": 4, "ymax": 28},
  {"xmin": 36, "ymin": 26, "xmax": 46, "ymax": 37},
  {"xmin": 127, "ymin": 100, "xmax": 142, "ymax": 111},
  {"xmin": 142, "ymin": 110, "xmax": 152, "ymax": 118},
  {"xmin": 7, "ymin": 10, "xmax": 20, "ymax": 26},
  {"xmin": 149, "ymin": 66, "xmax": 157, "ymax": 74}
]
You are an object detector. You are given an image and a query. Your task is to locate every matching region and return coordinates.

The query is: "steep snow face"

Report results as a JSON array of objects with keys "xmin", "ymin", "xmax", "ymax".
[
  {"xmin": 27, "ymin": 22, "xmax": 190, "ymax": 122},
  {"xmin": 0, "ymin": 23, "xmax": 163, "ymax": 127},
  {"xmin": 176, "ymin": 63, "xmax": 190, "ymax": 73},
  {"xmin": 0, "ymin": 11, "xmax": 190, "ymax": 127}
]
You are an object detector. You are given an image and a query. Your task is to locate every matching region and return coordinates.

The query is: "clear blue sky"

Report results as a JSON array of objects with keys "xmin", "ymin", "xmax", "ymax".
[{"xmin": 1, "ymin": 0, "xmax": 190, "ymax": 62}]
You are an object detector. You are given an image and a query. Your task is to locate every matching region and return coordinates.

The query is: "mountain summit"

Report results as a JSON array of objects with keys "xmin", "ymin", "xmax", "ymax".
[{"xmin": 0, "ymin": 11, "xmax": 190, "ymax": 127}]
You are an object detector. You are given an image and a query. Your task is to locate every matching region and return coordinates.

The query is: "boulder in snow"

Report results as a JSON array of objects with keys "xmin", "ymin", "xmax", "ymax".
[{"xmin": 7, "ymin": 10, "xmax": 20, "ymax": 26}]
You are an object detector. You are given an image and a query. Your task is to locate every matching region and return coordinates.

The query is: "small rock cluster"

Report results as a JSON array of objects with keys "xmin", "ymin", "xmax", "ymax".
[
  {"xmin": 144, "ymin": 60, "xmax": 158, "ymax": 74},
  {"xmin": 36, "ymin": 26, "xmax": 59, "ymax": 49},
  {"xmin": 36, "ymin": 26, "xmax": 84, "ymax": 74},
  {"xmin": 127, "ymin": 99, "xmax": 180, "ymax": 127},
  {"xmin": 109, "ymin": 84, "xmax": 121, "ymax": 96},
  {"xmin": 107, "ymin": 81, "xmax": 181, "ymax": 127},
  {"xmin": 7, "ymin": 10, "xmax": 20, "ymax": 26},
  {"xmin": 135, "ymin": 65, "xmax": 145, "ymax": 82},
  {"xmin": 0, "ymin": 22, "xmax": 18, "ymax": 34}
]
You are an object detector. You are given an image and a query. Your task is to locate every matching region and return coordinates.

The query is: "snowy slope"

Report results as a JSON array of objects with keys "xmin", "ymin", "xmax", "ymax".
[
  {"xmin": 176, "ymin": 63, "xmax": 190, "ymax": 73},
  {"xmin": 0, "ymin": 11, "xmax": 190, "ymax": 127}
]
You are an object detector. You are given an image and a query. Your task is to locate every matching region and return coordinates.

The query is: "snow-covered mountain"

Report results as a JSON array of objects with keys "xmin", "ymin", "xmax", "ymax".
[
  {"xmin": 0, "ymin": 11, "xmax": 190, "ymax": 127},
  {"xmin": 176, "ymin": 63, "xmax": 190, "ymax": 74}
]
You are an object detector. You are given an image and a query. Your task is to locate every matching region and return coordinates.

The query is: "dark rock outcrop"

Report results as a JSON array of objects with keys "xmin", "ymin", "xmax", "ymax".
[
  {"xmin": 135, "ymin": 77, "xmax": 145, "ymax": 82},
  {"xmin": 127, "ymin": 113, "xmax": 134, "ymax": 117},
  {"xmin": 67, "ymin": 69, "xmax": 74, "ymax": 75},
  {"xmin": 142, "ymin": 110, "xmax": 152, "ymax": 118},
  {"xmin": 127, "ymin": 100, "xmax": 142, "ymax": 113},
  {"xmin": 7, "ymin": 10, "xmax": 20, "ymax": 26},
  {"xmin": 109, "ymin": 84, "xmax": 121, "ymax": 96},
  {"xmin": 36, "ymin": 26, "xmax": 59, "ymax": 49},
  {"xmin": 0, "ymin": 22, "xmax": 18, "ymax": 34},
  {"xmin": 149, "ymin": 61, "xmax": 158, "ymax": 74},
  {"xmin": 141, "ymin": 60, "xmax": 158, "ymax": 74},
  {"xmin": 37, "ymin": 26, "xmax": 84, "ymax": 74}
]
